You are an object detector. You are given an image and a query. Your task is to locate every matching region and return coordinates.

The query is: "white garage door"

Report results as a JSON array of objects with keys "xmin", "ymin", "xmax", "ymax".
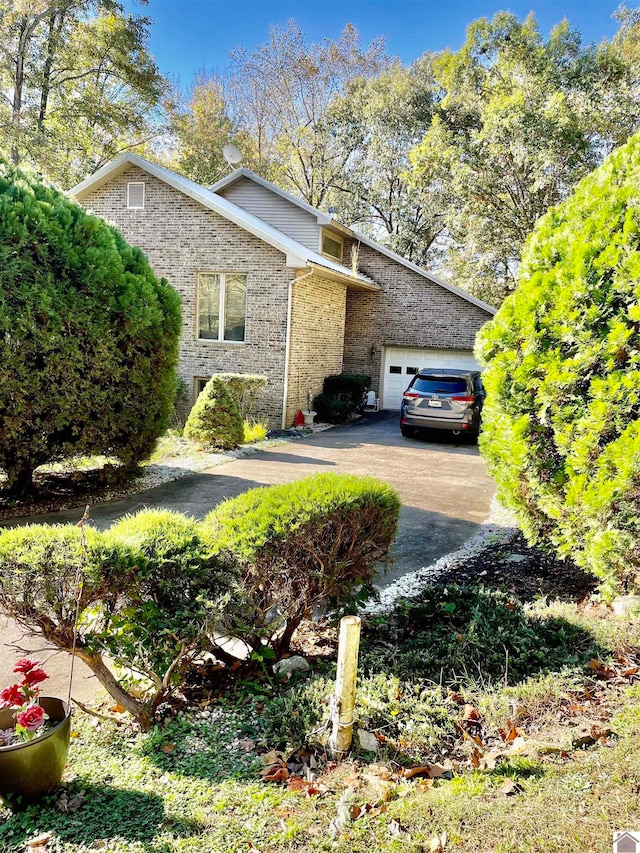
[{"xmin": 382, "ymin": 347, "xmax": 481, "ymax": 410}]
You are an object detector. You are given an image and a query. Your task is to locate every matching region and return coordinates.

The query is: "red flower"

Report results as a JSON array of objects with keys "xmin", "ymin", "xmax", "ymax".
[
  {"xmin": 16, "ymin": 704, "xmax": 45, "ymax": 732},
  {"xmin": 13, "ymin": 658, "xmax": 39, "ymax": 674},
  {"xmin": 23, "ymin": 668, "xmax": 48, "ymax": 688},
  {"xmin": 0, "ymin": 683, "xmax": 24, "ymax": 708}
]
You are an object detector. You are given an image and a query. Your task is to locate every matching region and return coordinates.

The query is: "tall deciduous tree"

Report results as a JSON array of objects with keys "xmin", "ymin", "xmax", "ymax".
[
  {"xmin": 226, "ymin": 20, "xmax": 387, "ymax": 206},
  {"xmin": 166, "ymin": 74, "xmax": 248, "ymax": 186},
  {"xmin": 0, "ymin": 0, "xmax": 166, "ymax": 186},
  {"xmin": 327, "ymin": 59, "xmax": 446, "ymax": 265},
  {"xmin": 408, "ymin": 13, "xmax": 640, "ymax": 304}
]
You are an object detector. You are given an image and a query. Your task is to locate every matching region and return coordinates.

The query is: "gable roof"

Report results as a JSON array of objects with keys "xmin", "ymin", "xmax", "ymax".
[
  {"xmin": 211, "ymin": 167, "xmax": 497, "ymax": 316},
  {"xmin": 69, "ymin": 153, "xmax": 378, "ymax": 292}
]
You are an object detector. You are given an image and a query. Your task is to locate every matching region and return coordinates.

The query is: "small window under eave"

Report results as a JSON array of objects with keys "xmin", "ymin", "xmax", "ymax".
[
  {"xmin": 127, "ymin": 181, "xmax": 145, "ymax": 209},
  {"xmin": 321, "ymin": 229, "xmax": 343, "ymax": 262}
]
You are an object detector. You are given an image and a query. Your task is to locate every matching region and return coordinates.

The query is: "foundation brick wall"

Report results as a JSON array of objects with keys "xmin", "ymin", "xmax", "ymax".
[
  {"xmin": 285, "ymin": 274, "xmax": 347, "ymax": 425},
  {"xmin": 81, "ymin": 165, "xmax": 291, "ymax": 428},
  {"xmin": 342, "ymin": 240, "xmax": 492, "ymax": 394}
]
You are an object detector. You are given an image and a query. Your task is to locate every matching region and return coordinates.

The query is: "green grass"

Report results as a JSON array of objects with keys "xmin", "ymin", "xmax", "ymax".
[{"xmin": 2, "ymin": 591, "xmax": 640, "ymax": 852}]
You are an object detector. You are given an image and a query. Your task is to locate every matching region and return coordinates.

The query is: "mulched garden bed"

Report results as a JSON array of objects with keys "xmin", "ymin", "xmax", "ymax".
[
  {"xmin": 0, "ymin": 465, "xmax": 138, "ymax": 521},
  {"xmin": 432, "ymin": 530, "xmax": 598, "ymax": 604}
]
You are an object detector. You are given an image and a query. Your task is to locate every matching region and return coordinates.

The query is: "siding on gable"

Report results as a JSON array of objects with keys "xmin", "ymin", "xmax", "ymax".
[
  {"xmin": 342, "ymin": 239, "xmax": 491, "ymax": 397},
  {"xmin": 81, "ymin": 165, "xmax": 291, "ymax": 428},
  {"xmin": 217, "ymin": 176, "xmax": 320, "ymax": 253}
]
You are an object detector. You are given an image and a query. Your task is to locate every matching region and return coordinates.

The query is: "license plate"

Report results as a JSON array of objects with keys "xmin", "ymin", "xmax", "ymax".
[{"xmin": 428, "ymin": 399, "xmax": 442, "ymax": 408}]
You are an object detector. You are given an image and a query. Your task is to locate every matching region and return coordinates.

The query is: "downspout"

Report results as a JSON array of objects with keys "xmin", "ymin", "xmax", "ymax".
[{"xmin": 281, "ymin": 268, "xmax": 314, "ymax": 429}]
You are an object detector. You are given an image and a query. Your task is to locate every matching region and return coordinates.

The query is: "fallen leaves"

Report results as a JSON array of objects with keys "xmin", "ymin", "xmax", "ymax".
[
  {"xmin": 428, "ymin": 830, "xmax": 448, "ymax": 852},
  {"xmin": 496, "ymin": 779, "xmax": 523, "ymax": 796},
  {"xmin": 25, "ymin": 834, "xmax": 53, "ymax": 853}
]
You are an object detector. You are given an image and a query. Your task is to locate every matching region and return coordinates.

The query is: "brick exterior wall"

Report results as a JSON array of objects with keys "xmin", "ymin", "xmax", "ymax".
[
  {"xmin": 81, "ymin": 165, "xmax": 292, "ymax": 428},
  {"xmin": 342, "ymin": 240, "xmax": 492, "ymax": 394},
  {"xmin": 285, "ymin": 273, "xmax": 347, "ymax": 425}
]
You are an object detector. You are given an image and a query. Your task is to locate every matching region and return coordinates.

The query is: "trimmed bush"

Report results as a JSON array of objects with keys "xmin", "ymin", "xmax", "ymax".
[
  {"xmin": 323, "ymin": 374, "xmax": 371, "ymax": 403},
  {"xmin": 313, "ymin": 373, "xmax": 371, "ymax": 424},
  {"xmin": 101, "ymin": 510, "xmax": 226, "ymax": 679},
  {"xmin": 0, "ymin": 511, "xmax": 223, "ymax": 729},
  {"xmin": 312, "ymin": 393, "xmax": 355, "ymax": 424},
  {"xmin": 0, "ymin": 161, "xmax": 181, "ymax": 495},
  {"xmin": 204, "ymin": 472, "xmax": 401, "ymax": 654},
  {"xmin": 183, "ymin": 376, "xmax": 244, "ymax": 449},
  {"xmin": 476, "ymin": 131, "xmax": 640, "ymax": 596},
  {"xmin": 214, "ymin": 373, "xmax": 268, "ymax": 419}
]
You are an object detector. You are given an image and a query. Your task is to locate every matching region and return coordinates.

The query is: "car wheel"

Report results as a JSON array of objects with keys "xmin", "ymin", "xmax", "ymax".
[{"xmin": 401, "ymin": 426, "xmax": 415, "ymax": 438}]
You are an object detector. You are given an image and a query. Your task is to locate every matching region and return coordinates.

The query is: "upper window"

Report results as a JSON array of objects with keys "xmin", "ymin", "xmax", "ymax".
[
  {"xmin": 321, "ymin": 230, "xmax": 344, "ymax": 262},
  {"xmin": 197, "ymin": 272, "xmax": 247, "ymax": 343},
  {"xmin": 127, "ymin": 182, "xmax": 145, "ymax": 209}
]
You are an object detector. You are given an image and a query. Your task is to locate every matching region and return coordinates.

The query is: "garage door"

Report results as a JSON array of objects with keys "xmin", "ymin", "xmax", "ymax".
[{"xmin": 382, "ymin": 347, "xmax": 481, "ymax": 410}]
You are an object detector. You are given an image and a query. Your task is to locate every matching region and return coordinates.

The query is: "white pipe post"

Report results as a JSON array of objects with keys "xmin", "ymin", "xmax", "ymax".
[{"xmin": 329, "ymin": 615, "xmax": 361, "ymax": 758}]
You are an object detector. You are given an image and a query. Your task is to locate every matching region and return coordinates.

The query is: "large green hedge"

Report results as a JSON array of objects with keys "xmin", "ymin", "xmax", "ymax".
[
  {"xmin": 476, "ymin": 132, "xmax": 640, "ymax": 595},
  {"xmin": 0, "ymin": 162, "xmax": 181, "ymax": 495}
]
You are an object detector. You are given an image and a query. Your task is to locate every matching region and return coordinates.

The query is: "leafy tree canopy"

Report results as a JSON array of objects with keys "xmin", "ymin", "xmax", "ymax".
[
  {"xmin": 0, "ymin": 0, "xmax": 167, "ymax": 186},
  {"xmin": 408, "ymin": 12, "xmax": 640, "ymax": 303}
]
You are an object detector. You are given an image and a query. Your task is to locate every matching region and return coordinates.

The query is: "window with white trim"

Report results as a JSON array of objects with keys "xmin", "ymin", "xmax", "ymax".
[
  {"xmin": 197, "ymin": 272, "xmax": 247, "ymax": 342},
  {"xmin": 321, "ymin": 229, "xmax": 344, "ymax": 261},
  {"xmin": 127, "ymin": 181, "xmax": 145, "ymax": 209}
]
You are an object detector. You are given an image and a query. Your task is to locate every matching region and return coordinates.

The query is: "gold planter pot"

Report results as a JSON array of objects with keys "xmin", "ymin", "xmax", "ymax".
[{"xmin": 0, "ymin": 697, "xmax": 71, "ymax": 806}]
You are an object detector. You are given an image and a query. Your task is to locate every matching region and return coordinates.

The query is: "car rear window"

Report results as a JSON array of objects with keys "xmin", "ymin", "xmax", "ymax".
[{"xmin": 411, "ymin": 377, "xmax": 469, "ymax": 394}]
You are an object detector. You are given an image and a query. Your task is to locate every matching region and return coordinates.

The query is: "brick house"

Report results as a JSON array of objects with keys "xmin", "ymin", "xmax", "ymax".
[{"xmin": 71, "ymin": 154, "xmax": 495, "ymax": 428}]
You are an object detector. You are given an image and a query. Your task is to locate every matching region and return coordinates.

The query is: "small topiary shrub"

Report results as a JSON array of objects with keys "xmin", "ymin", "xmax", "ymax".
[
  {"xmin": 184, "ymin": 376, "xmax": 244, "ymax": 449},
  {"xmin": 0, "ymin": 161, "xmax": 181, "ymax": 496},
  {"xmin": 476, "ymin": 131, "xmax": 640, "ymax": 596},
  {"xmin": 323, "ymin": 374, "xmax": 371, "ymax": 403},
  {"xmin": 0, "ymin": 511, "xmax": 224, "ymax": 729},
  {"xmin": 313, "ymin": 373, "xmax": 371, "ymax": 424},
  {"xmin": 204, "ymin": 472, "xmax": 401, "ymax": 655},
  {"xmin": 214, "ymin": 373, "xmax": 268, "ymax": 419}
]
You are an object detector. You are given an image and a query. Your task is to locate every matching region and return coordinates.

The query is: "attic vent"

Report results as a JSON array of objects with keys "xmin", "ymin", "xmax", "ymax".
[{"xmin": 127, "ymin": 181, "xmax": 145, "ymax": 209}]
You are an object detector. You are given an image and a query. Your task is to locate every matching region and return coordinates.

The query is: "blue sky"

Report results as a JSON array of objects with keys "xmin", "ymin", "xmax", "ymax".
[{"xmin": 128, "ymin": 0, "xmax": 622, "ymax": 85}]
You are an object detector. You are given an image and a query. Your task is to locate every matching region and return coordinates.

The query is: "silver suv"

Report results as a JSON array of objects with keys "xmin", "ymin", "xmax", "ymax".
[{"xmin": 400, "ymin": 368, "xmax": 485, "ymax": 439}]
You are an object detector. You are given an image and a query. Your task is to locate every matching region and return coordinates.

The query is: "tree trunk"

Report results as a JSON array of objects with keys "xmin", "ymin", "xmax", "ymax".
[
  {"xmin": 274, "ymin": 615, "xmax": 304, "ymax": 657},
  {"xmin": 75, "ymin": 650, "xmax": 153, "ymax": 731},
  {"xmin": 6, "ymin": 461, "xmax": 35, "ymax": 498},
  {"xmin": 38, "ymin": 11, "xmax": 58, "ymax": 132},
  {"xmin": 11, "ymin": 17, "xmax": 28, "ymax": 164}
]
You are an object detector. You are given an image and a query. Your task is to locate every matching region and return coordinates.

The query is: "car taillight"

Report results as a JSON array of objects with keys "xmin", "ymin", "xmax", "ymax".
[
  {"xmin": 451, "ymin": 395, "xmax": 475, "ymax": 403},
  {"xmin": 403, "ymin": 392, "xmax": 420, "ymax": 400}
]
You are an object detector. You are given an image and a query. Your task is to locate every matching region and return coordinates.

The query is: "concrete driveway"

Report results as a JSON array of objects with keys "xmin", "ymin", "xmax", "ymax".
[{"xmin": 0, "ymin": 413, "xmax": 494, "ymax": 699}]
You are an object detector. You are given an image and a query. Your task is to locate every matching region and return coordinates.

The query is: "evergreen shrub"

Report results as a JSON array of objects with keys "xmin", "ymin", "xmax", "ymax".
[
  {"xmin": 205, "ymin": 472, "xmax": 400, "ymax": 654},
  {"xmin": 313, "ymin": 373, "xmax": 371, "ymax": 424},
  {"xmin": 477, "ymin": 132, "xmax": 640, "ymax": 595},
  {"xmin": 183, "ymin": 377, "xmax": 244, "ymax": 449},
  {"xmin": 0, "ymin": 162, "xmax": 181, "ymax": 495}
]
